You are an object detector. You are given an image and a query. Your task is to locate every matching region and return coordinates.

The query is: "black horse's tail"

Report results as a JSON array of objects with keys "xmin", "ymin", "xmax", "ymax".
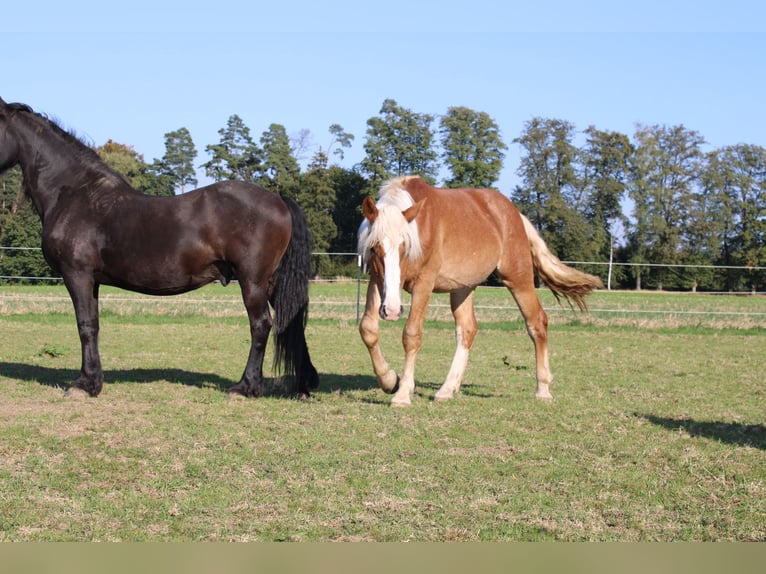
[{"xmin": 272, "ymin": 196, "xmax": 319, "ymax": 396}]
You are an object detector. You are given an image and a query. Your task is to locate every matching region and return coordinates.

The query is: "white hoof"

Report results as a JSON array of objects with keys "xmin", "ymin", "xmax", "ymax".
[{"xmin": 535, "ymin": 389, "xmax": 554, "ymax": 401}]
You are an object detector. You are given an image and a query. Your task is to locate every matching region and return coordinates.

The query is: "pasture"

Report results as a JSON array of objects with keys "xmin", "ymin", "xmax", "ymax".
[{"xmin": 0, "ymin": 283, "xmax": 764, "ymax": 541}]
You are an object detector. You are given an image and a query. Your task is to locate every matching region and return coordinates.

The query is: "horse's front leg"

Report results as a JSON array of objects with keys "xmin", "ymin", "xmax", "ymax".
[
  {"xmin": 62, "ymin": 273, "xmax": 103, "ymax": 397},
  {"xmin": 390, "ymin": 287, "xmax": 432, "ymax": 407},
  {"xmin": 359, "ymin": 280, "xmax": 399, "ymax": 393}
]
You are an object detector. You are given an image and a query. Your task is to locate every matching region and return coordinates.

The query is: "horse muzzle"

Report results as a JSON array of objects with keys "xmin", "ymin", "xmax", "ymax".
[{"xmin": 379, "ymin": 304, "xmax": 404, "ymax": 321}]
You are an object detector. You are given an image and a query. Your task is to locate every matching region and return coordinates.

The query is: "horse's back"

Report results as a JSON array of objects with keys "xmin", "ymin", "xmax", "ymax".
[
  {"xmin": 87, "ymin": 181, "xmax": 293, "ymax": 294},
  {"xmin": 186, "ymin": 180, "xmax": 290, "ymax": 220},
  {"xmin": 394, "ymin": 180, "xmax": 525, "ymax": 290},
  {"xmin": 404, "ymin": 181, "xmax": 521, "ymax": 247}
]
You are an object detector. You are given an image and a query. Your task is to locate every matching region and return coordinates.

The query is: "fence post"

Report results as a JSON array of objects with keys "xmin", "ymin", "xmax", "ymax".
[
  {"xmin": 356, "ymin": 254, "xmax": 362, "ymax": 323},
  {"xmin": 607, "ymin": 234, "xmax": 613, "ymax": 291}
]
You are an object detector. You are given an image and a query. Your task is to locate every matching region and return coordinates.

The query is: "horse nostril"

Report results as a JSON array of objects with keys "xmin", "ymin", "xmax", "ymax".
[{"xmin": 379, "ymin": 305, "xmax": 387, "ymax": 319}]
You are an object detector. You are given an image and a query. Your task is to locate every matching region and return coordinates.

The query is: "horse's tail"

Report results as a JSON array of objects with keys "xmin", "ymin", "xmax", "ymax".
[
  {"xmin": 520, "ymin": 212, "xmax": 604, "ymax": 311},
  {"xmin": 272, "ymin": 196, "xmax": 319, "ymax": 394}
]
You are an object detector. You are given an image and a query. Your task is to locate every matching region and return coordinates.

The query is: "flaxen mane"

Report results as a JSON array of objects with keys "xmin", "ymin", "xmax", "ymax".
[{"xmin": 357, "ymin": 176, "xmax": 423, "ymax": 265}]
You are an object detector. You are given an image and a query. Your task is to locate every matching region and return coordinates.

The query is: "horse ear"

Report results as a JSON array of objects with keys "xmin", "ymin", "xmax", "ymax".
[
  {"xmin": 362, "ymin": 196, "xmax": 378, "ymax": 222},
  {"xmin": 402, "ymin": 198, "xmax": 426, "ymax": 223}
]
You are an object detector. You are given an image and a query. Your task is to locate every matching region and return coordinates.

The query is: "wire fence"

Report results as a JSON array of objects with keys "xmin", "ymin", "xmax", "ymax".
[
  {"xmin": 2, "ymin": 247, "xmax": 765, "ymax": 330},
  {"xmin": 2, "ymin": 246, "xmax": 764, "ymax": 295}
]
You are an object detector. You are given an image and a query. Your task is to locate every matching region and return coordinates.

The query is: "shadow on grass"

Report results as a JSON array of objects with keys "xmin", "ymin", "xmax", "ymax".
[
  {"xmin": 314, "ymin": 373, "xmax": 499, "ymax": 402},
  {"xmin": 0, "ymin": 361, "xmax": 385, "ymax": 400},
  {"xmin": 641, "ymin": 413, "xmax": 766, "ymax": 450},
  {"xmin": 1, "ymin": 361, "xmax": 502, "ymax": 404},
  {"xmin": 0, "ymin": 361, "xmax": 235, "ymax": 393}
]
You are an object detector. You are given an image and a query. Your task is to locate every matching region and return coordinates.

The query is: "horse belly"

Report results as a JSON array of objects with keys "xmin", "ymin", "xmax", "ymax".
[
  {"xmin": 97, "ymin": 246, "xmax": 221, "ymax": 295},
  {"xmin": 432, "ymin": 252, "xmax": 497, "ymax": 292}
]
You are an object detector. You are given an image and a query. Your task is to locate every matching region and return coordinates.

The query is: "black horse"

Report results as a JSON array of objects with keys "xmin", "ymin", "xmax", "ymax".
[{"xmin": 0, "ymin": 98, "xmax": 318, "ymax": 399}]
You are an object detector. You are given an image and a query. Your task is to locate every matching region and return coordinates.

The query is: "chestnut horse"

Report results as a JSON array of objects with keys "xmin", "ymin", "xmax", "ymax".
[
  {"xmin": 358, "ymin": 175, "xmax": 602, "ymax": 407},
  {"xmin": 0, "ymin": 98, "xmax": 318, "ymax": 399}
]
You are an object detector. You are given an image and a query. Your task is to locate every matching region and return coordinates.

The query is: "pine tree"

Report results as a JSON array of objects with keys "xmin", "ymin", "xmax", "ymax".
[
  {"xmin": 259, "ymin": 123, "xmax": 301, "ymax": 197},
  {"xmin": 203, "ymin": 114, "xmax": 262, "ymax": 182},
  {"xmin": 159, "ymin": 127, "xmax": 197, "ymax": 194},
  {"xmin": 298, "ymin": 151, "xmax": 337, "ymax": 254}
]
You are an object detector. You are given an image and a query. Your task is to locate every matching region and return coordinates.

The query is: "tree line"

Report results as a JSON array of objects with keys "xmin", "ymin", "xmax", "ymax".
[{"xmin": 1, "ymin": 99, "xmax": 764, "ymax": 291}]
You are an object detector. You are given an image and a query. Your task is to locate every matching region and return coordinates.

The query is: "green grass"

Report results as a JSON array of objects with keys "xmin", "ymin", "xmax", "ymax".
[{"xmin": 0, "ymin": 284, "xmax": 764, "ymax": 541}]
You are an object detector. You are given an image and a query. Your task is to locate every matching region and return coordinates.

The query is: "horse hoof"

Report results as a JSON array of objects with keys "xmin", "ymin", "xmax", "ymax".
[
  {"xmin": 64, "ymin": 387, "xmax": 90, "ymax": 399},
  {"xmin": 535, "ymin": 391, "xmax": 554, "ymax": 402},
  {"xmin": 390, "ymin": 398, "xmax": 411, "ymax": 408},
  {"xmin": 434, "ymin": 392, "xmax": 454, "ymax": 402},
  {"xmin": 380, "ymin": 370, "xmax": 400, "ymax": 394}
]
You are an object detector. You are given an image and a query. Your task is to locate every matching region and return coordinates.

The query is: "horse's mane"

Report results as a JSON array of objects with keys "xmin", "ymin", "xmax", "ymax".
[
  {"xmin": 9, "ymin": 102, "xmax": 128, "ymax": 187},
  {"xmin": 357, "ymin": 176, "xmax": 423, "ymax": 264}
]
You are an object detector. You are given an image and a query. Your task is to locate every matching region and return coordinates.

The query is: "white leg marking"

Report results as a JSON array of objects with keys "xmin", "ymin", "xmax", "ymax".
[{"xmin": 435, "ymin": 326, "xmax": 470, "ymax": 401}]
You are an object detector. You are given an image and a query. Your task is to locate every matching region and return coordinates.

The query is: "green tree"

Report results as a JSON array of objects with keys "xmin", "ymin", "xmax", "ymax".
[
  {"xmin": 158, "ymin": 127, "xmax": 198, "ymax": 194},
  {"xmin": 0, "ymin": 167, "xmax": 49, "ymax": 281},
  {"xmin": 512, "ymin": 117, "xmax": 589, "ymax": 260},
  {"xmin": 97, "ymin": 141, "xmax": 173, "ymax": 196},
  {"xmin": 203, "ymin": 114, "xmax": 262, "ymax": 182},
  {"xmin": 328, "ymin": 166, "xmax": 368, "ymax": 254},
  {"xmin": 439, "ymin": 106, "xmax": 507, "ymax": 188},
  {"xmin": 0, "ymin": 166, "xmax": 24, "ymax": 239},
  {"xmin": 703, "ymin": 144, "xmax": 766, "ymax": 291},
  {"xmin": 297, "ymin": 151, "xmax": 337, "ymax": 255},
  {"xmin": 361, "ymin": 99, "xmax": 438, "ymax": 193},
  {"xmin": 325, "ymin": 124, "xmax": 354, "ymax": 163},
  {"xmin": 97, "ymin": 140, "xmax": 149, "ymax": 189},
  {"xmin": 0, "ymin": 199, "xmax": 50, "ymax": 282},
  {"xmin": 581, "ymin": 127, "xmax": 632, "ymax": 267},
  {"xmin": 627, "ymin": 124, "xmax": 705, "ymax": 289},
  {"xmin": 259, "ymin": 123, "xmax": 301, "ymax": 197}
]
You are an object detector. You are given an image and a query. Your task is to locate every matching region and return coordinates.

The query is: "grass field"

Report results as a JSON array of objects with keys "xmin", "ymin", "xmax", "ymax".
[{"xmin": 0, "ymin": 283, "xmax": 764, "ymax": 541}]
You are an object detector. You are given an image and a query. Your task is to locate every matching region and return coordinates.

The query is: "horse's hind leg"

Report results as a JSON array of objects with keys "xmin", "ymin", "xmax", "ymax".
[
  {"xmin": 228, "ymin": 280, "xmax": 271, "ymax": 398},
  {"xmin": 499, "ymin": 275, "xmax": 553, "ymax": 401},
  {"xmin": 435, "ymin": 288, "xmax": 478, "ymax": 402}
]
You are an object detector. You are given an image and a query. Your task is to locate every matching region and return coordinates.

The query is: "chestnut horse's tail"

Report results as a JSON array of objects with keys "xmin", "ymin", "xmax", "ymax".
[
  {"xmin": 520, "ymin": 213, "xmax": 604, "ymax": 311},
  {"xmin": 271, "ymin": 196, "xmax": 319, "ymax": 394}
]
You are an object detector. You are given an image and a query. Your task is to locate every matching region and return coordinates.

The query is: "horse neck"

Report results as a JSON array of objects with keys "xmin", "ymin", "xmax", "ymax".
[{"xmin": 12, "ymin": 117, "xmax": 108, "ymax": 218}]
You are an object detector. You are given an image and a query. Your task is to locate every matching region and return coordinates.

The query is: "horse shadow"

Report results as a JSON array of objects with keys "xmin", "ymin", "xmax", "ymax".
[
  {"xmin": 640, "ymin": 413, "xmax": 766, "ymax": 451},
  {"xmin": 0, "ymin": 361, "xmax": 385, "ymax": 400},
  {"xmin": 314, "ymin": 374, "xmax": 497, "ymax": 402},
  {"xmin": 0, "ymin": 361, "xmax": 235, "ymax": 393},
  {"xmin": 0, "ymin": 361, "xmax": 496, "ymax": 403}
]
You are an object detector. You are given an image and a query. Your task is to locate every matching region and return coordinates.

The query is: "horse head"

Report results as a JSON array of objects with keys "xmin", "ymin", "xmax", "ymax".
[
  {"xmin": 360, "ymin": 195, "xmax": 426, "ymax": 321},
  {"xmin": 0, "ymin": 99, "xmax": 21, "ymax": 174},
  {"xmin": 0, "ymin": 100, "xmax": 37, "ymax": 175}
]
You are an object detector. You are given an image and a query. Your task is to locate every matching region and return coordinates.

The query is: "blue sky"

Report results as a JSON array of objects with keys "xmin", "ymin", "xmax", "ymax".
[{"xmin": 4, "ymin": 1, "xmax": 765, "ymax": 194}]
